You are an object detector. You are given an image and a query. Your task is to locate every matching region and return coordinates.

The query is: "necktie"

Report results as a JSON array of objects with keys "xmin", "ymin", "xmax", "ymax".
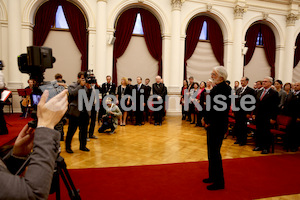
[
  {"xmin": 138, "ymin": 85, "xmax": 140, "ymax": 91},
  {"xmin": 260, "ymin": 89, "xmax": 267, "ymax": 100},
  {"xmin": 240, "ymin": 87, "xmax": 245, "ymax": 94}
]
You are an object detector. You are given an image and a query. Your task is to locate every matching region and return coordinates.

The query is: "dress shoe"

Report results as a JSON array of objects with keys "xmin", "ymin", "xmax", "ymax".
[
  {"xmin": 203, "ymin": 178, "xmax": 214, "ymax": 183},
  {"xmin": 109, "ymin": 130, "xmax": 115, "ymax": 134},
  {"xmin": 66, "ymin": 149, "xmax": 74, "ymax": 154},
  {"xmin": 159, "ymin": 123, "xmax": 162, "ymax": 126},
  {"xmin": 291, "ymin": 148, "xmax": 298, "ymax": 152},
  {"xmin": 80, "ymin": 147, "xmax": 90, "ymax": 152},
  {"xmin": 261, "ymin": 149, "xmax": 269, "ymax": 154},
  {"xmin": 154, "ymin": 123, "xmax": 157, "ymax": 126},
  {"xmin": 234, "ymin": 141, "xmax": 239, "ymax": 144},
  {"xmin": 253, "ymin": 147, "xmax": 262, "ymax": 151},
  {"xmin": 207, "ymin": 183, "xmax": 224, "ymax": 190},
  {"xmin": 89, "ymin": 135, "xmax": 98, "ymax": 139},
  {"xmin": 86, "ymin": 138, "xmax": 90, "ymax": 142},
  {"xmin": 239, "ymin": 143, "xmax": 246, "ymax": 146}
]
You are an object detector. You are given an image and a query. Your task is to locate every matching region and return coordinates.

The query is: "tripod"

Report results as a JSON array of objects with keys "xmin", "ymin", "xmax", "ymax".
[{"xmin": 51, "ymin": 156, "xmax": 81, "ymax": 200}]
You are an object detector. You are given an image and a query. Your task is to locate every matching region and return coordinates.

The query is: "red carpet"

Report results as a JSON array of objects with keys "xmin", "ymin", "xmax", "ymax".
[
  {"xmin": 48, "ymin": 154, "xmax": 300, "ymax": 200},
  {"xmin": 0, "ymin": 114, "xmax": 33, "ymax": 147}
]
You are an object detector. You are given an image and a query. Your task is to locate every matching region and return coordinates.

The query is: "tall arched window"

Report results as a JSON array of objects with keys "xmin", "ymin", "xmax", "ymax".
[
  {"xmin": 244, "ymin": 23, "xmax": 276, "ymax": 86},
  {"xmin": 113, "ymin": 8, "xmax": 162, "ymax": 85},
  {"xmin": 293, "ymin": 33, "xmax": 300, "ymax": 82},
  {"xmin": 33, "ymin": 0, "xmax": 88, "ymax": 83},
  {"xmin": 184, "ymin": 16, "xmax": 224, "ymax": 81}
]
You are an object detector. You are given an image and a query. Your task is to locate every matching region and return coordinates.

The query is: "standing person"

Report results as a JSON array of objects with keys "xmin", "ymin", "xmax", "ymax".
[
  {"xmin": 234, "ymin": 81, "xmax": 240, "ymax": 94},
  {"xmin": 206, "ymin": 79, "xmax": 213, "ymax": 93},
  {"xmin": 255, "ymin": 80, "xmax": 263, "ymax": 92},
  {"xmin": 152, "ymin": 76, "xmax": 165, "ymax": 126},
  {"xmin": 187, "ymin": 77, "xmax": 195, "ymax": 122},
  {"xmin": 189, "ymin": 82, "xmax": 199, "ymax": 124},
  {"xmin": 202, "ymin": 66, "xmax": 231, "ymax": 190},
  {"xmin": 285, "ymin": 82, "xmax": 300, "ymax": 152},
  {"xmin": 252, "ymin": 77, "xmax": 280, "ymax": 154},
  {"xmin": 134, "ymin": 77, "xmax": 147, "ymax": 126},
  {"xmin": 233, "ymin": 77, "xmax": 256, "ymax": 146},
  {"xmin": 65, "ymin": 72, "xmax": 91, "ymax": 153},
  {"xmin": 116, "ymin": 77, "xmax": 131, "ymax": 126},
  {"xmin": 127, "ymin": 78, "xmax": 134, "ymax": 124},
  {"xmin": 144, "ymin": 78, "xmax": 152, "ymax": 122},
  {"xmin": 180, "ymin": 80, "xmax": 189, "ymax": 120},
  {"xmin": 54, "ymin": 73, "xmax": 67, "ymax": 88},
  {"xmin": 274, "ymin": 80, "xmax": 287, "ymax": 110},
  {"xmin": 196, "ymin": 81, "xmax": 206, "ymax": 127},
  {"xmin": 160, "ymin": 79, "xmax": 168, "ymax": 118},
  {"xmin": 88, "ymin": 77, "xmax": 101, "ymax": 139},
  {"xmin": 0, "ymin": 63, "xmax": 8, "ymax": 135}
]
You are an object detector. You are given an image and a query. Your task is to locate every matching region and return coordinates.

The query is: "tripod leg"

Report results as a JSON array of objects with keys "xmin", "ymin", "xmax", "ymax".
[{"xmin": 55, "ymin": 173, "xmax": 60, "ymax": 200}]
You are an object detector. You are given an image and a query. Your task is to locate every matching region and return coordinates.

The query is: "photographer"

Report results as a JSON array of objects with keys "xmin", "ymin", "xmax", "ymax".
[
  {"xmin": 66, "ymin": 72, "xmax": 91, "ymax": 153},
  {"xmin": 0, "ymin": 89, "xmax": 68, "ymax": 199},
  {"xmin": 98, "ymin": 99, "xmax": 122, "ymax": 134}
]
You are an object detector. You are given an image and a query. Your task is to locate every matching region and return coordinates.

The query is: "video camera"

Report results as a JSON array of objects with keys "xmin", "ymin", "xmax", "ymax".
[{"xmin": 85, "ymin": 69, "xmax": 97, "ymax": 84}]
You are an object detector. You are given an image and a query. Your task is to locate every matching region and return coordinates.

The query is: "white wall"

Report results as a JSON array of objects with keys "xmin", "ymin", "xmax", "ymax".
[
  {"xmin": 43, "ymin": 31, "xmax": 82, "ymax": 85},
  {"xmin": 117, "ymin": 36, "xmax": 158, "ymax": 85},
  {"xmin": 186, "ymin": 41, "xmax": 219, "ymax": 83},
  {"xmin": 244, "ymin": 47, "xmax": 271, "ymax": 87}
]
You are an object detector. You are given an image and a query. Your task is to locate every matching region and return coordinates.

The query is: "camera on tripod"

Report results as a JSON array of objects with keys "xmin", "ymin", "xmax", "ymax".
[{"xmin": 85, "ymin": 69, "xmax": 97, "ymax": 84}]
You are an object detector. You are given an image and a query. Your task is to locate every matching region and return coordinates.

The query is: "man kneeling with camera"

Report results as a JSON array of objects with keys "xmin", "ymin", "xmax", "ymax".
[
  {"xmin": 0, "ymin": 89, "xmax": 68, "ymax": 199},
  {"xmin": 98, "ymin": 98, "xmax": 122, "ymax": 134}
]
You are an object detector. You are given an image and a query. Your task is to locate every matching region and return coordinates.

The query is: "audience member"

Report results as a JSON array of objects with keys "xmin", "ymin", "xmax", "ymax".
[
  {"xmin": 144, "ymin": 78, "xmax": 152, "ymax": 122},
  {"xmin": 252, "ymin": 77, "xmax": 279, "ymax": 154},
  {"xmin": 196, "ymin": 81, "xmax": 206, "ymax": 127},
  {"xmin": 233, "ymin": 77, "xmax": 256, "ymax": 146},
  {"xmin": 116, "ymin": 77, "xmax": 131, "ymax": 126},
  {"xmin": 180, "ymin": 80, "xmax": 189, "ymax": 120},
  {"xmin": 88, "ymin": 77, "xmax": 101, "ymax": 139},
  {"xmin": 274, "ymin": 80, "xmax": 287, "ymax": 110},
  {"xmin": 189, "ymin": 82, "xmax": 198, "ymax": 124},
  {"xmin": 152, "ymin": 76, "xmax": 165, "ymax": 126},
  {"xmin": 134, "ymin": 77, "xmax": 147, "ymax": 126},
  {"xmin": 0, "ymin": 64, "xmax": 8, "ymax": 135}
]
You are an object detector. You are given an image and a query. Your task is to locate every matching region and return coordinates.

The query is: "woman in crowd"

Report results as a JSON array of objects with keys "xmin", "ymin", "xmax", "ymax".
[
  {"xmin": 116, "ymin": 77, "xmax": 131, "ymax": 126},
  {"xmin": 180, "ymin": 80, "xmax": 189, "ymax": 120},
  {"xmin": 274, "ymin": 80, "xmax": 287, "ymax": 109},
  {"xmin": 189, "ymin": 82, "xmax": 199, "ymax": 124},
  {"xmin": 206, "ymin": 79, "xmax": 213, "ymax": 93},
  {"xmin": 196, "ymin": 81, "xmax": 207, "ymax": 127},
  {"xmin": 234, "ymin": 81, "xmax": 240, "ymax": 94}
]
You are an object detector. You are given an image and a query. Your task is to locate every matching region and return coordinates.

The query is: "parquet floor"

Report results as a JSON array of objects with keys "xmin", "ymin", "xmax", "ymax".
[{"xmin": 59, "ymin": 116, "xmax": 300, "ymax": 199}]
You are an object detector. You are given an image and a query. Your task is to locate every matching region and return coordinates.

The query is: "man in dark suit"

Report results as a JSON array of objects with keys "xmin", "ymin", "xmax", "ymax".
[
  {"xmin": 144, "ymin": 78, "xmax": 151, "ymax": 122},
  {"xmin": 253, "ymin": 77, "xmax": 280, "ymax": 154},
  {"xmin": 202, "ymin": 66, "xmax": 231, "ymax": 190},
  {"xmin": 233, "ymin": 77, "xmax": 256, "ymax": 146},
  {"xmin": 152, "ymin": 76, "xmax": 165, "ymax": 126},
  {"xmin": 134, "ymin": 76, "xmax": 147, "ymax": 126},
  {"xmin": 65, "ymin": 72, "xmax": 91, "ymax": 153}
]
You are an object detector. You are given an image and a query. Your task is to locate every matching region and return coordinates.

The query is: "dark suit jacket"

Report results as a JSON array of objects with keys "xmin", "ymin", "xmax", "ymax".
[
  {"xmin": 102, "ymin": 82, "xmax": 116, "ymax": 97},
  {"xmin": 235, "ymin": 86, "xmax": 256, "ymax": 114},
  {"xmin": 204, "ymin": 81, "xmax": 231, "ymax": 131},
  {"xmin": 134, "ymin": 84, "xmax": 147, "ymax": 106},
  {"xmin": 145, "ymin": 85, "xmax": 151, "ymax": 100},
  {"xmin": 0, "ymin": 127, "xmax": 60, "ymax": 199},
  {"xmin": 255, "ymin": 88, "xmax": 280, "ymax": 121},
  {"xmin": 68, "ymin": 82, "xmax": 90, "ymax": 117},
  {"xmin": 117, "ymin": 85, "xmax": 131, "ymax": 101},
  {"xmin": 152, "ymin": 83, "xmax": 165, "ymax": 98}
]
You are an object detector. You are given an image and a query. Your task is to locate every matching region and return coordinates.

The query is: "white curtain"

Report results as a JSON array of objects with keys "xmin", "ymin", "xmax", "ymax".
[
  {"xmin": 293, "ymin": 62, "xmax": 300, "ymax": 83},
  {"xmin": 117, "ymin": 36, "xmax": 158, "ymax": 86},
  {"xmin": 244, "ymin": 47, "xmax": 271, "ymax": 87},
  {"xmin": 186, "ymin": 42, "xmax": 219, "ymax": 83}
]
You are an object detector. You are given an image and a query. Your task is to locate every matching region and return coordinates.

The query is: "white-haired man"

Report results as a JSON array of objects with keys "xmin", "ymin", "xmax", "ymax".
[
  {"xmin": 152, "ymin": 76, "xmax": 165, "ymax": 125},
  {"xmin": 202, "ymin": 66, "xmax": 231, "ymax": 190},
  {"xmin": 252, "ymin": 77, "xmax": 279, "ymax": 154}
]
